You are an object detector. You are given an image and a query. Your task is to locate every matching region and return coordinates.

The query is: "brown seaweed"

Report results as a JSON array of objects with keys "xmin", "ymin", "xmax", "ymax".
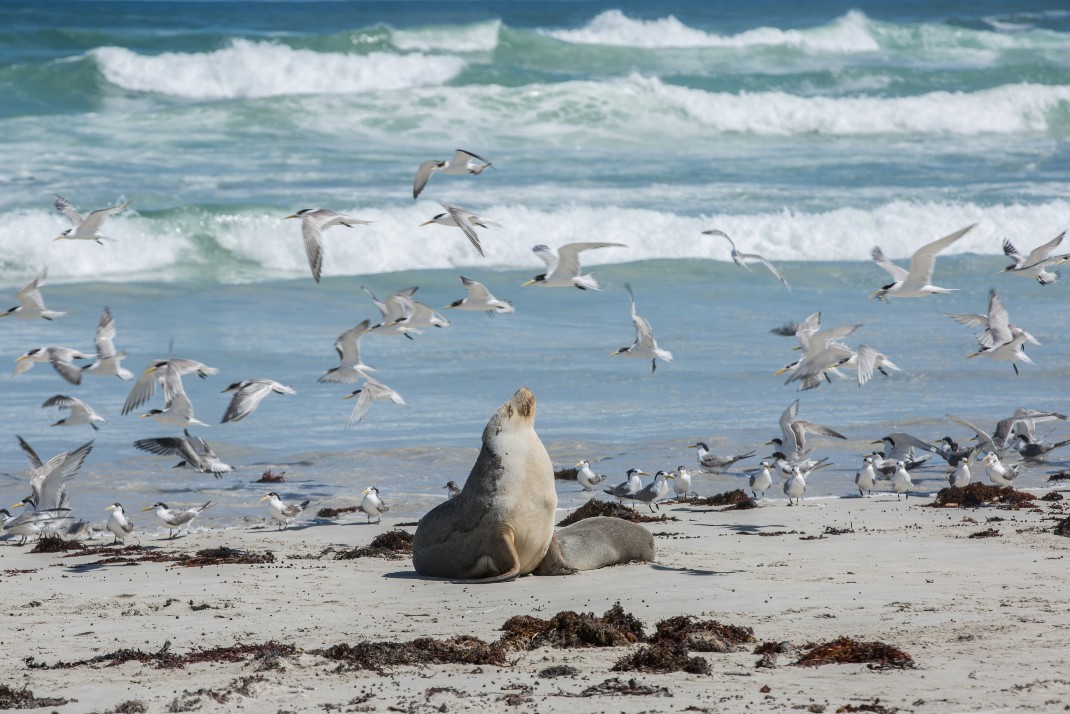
[
  {"xmin": 794, "ymin": 637, "xmax": 914, "ymax": 669},
  {"xmin": 611, "ymin": 643, "xmax": 711, "ymax": 674},
  {"xmin": 315, "ymin": 636, "xmax": 506, "ymax": 673},
  {"xmin": 176, "ymin": 547, "xmax": 275, "ymax": 567},
  {"xmin": 499, "ymin": 603, "xmax": 645, "ymax": 650},
  {"xmin": 929, "ymin": 483, "xmax": 1035, "ymax": 508},
  {"xmin": 254, "ymin": 469, "xmax": 286, "ymax": 483},
  {"xmin": 316, "ymin": 505, "xmax": 360, "ymax": 518},
  {"xmin": 556, "ymin": 500, "xmax": 677, "ymax": 527},
  {"xmin": 649, "ymin": 615, "xmax": 756, "ymax": 652},
  {"xmin": 334, "ymin": 529, "xmax": 414, "ymax": 560},
  {"xmin": 30, "ymin": 640, "xmax": 298, "ymax": 670},
  {"xmin": 29, "ymin": 536, "xmax": 86, "ymax": 553},
  {"xmin": 0, "ymin": 683, "xmax": 73, "ymax": 709}
]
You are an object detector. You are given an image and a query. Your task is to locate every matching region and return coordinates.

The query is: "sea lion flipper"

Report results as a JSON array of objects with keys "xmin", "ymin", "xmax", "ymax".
[{"xmin": 454, "ymin": 523, "xmax": 523, "ymax": 584}]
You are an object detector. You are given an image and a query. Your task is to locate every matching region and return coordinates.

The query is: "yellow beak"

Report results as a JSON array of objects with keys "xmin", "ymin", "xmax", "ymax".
[
  {"xmin": 521, "ymin": 280, "xmax": 536, "ymax": 287},
  {"xmin": 258, "ymin": 495, "xmax": 271, "ymax": 502},
  {"xmin": 141, "ymin": 506, "xmax": 155, "ymax": 512}
]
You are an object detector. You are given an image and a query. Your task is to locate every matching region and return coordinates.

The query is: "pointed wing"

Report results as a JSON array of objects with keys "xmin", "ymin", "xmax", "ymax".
[
  {"xmin": 41, "ymin": 394, "xmax": 83, "ymax": 413},
  {"xmin": 47, "ymin": 349, "xmax": 83, "ymax": 385},
  {"xmin": 1024, "ymin": 231, "xmax": 1065, "ymax": 264},
  {"xmin": 985, "ymin": 289, "xmax": 1012, "ymax": 346},
  {"xmin": 460, "ymin": 276, "xmax": 493, "ymax": 301},
  {"xmin": 17, "ymin": 436, "xmax": 43, "ymax": 470},
  {"xmin": 946, "ymin": 414, "xmax": 998, "ymax": 453},
  {"xmin": 38, "ymin": 440, "xmax": 94, "ymax": 510},
  {"xmin": 335, "ymin": 320, "xmax": 371, "ymax": 363},
  {"xmin": 166, "ymin": 391, "xmax": 196, "ymax": 421},
  {"xmin": 778, "ymin": 399, "xmax": 801, "ymax": 450},
  {"xmin": 624, "ymin": 283, "xmax": 655, "ymax": 346},
  {"xmin": 94, "ymin": 307, "xmax": 118, "ymax": 358},
  {"xmin": 531, "ymin": 245, "xmax": 558, "ymax": 272},
  {"xmin": 221, "ymin": 381, "xmax": 273, "ymax": 423},
  {"xmin": 1002, "ymin": 238, "xmax": 1025, "ymax": 266},
  {"xmin": 905, "ymin": 224, "xmax": 975, "ymax": 287},
  {"xmin": 346, "ymin": 388, "xmax": 374, "ymax": 428},
  {"xmin": 80, "ymin": 201, "xmax": 129, "ymax": 233},
  {"xmin": 122, "ymin": 364, "xmax": 162, "ymax": 415},
  {"xmin": 944, "ymin": 312, "xmax": 990, "ymax": 330},
  {"xmin": 53, "ymin": 195, "xmax": 84, "ymax": 226},
  {"xmin": 747, "ymin": 253, "xmax": 789, "ymax": 287},
  {"xmin": 413, "ymin": 160, "xmax": 438, "ymax": 199},
  {"xmin": 856, "ymin": 345, "xmax": 879, "ymax": 387},
  {"xmin": 870, "ymin": 247, "xmax": 909, "ymax": 283},
  {"xmin": 440, "ymin": 203, "xmax": 484, "ymax": 257},
  {"xmin": 454, "ymin": 148, "xmax": 492, "ymax": 168},
  {"xmin": 553, "ymin": 242, "xmax": 625, "ymax": 279},
  {"xmin": 16, "ymin": 270, "xmax": 48, "ymax": 311},
  {"xmin": 301, "ymin": 219, "xmax": 324, "ymax": 283}
]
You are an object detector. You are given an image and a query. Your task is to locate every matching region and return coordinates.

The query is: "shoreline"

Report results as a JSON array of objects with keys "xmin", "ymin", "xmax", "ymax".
[{"xmin": 5, "ymin": 489, "xmax": 1070, "ymax": 713}]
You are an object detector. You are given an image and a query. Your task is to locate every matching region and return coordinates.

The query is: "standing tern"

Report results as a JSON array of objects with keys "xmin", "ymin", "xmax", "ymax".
[
  {"xmin": 360, "ymin": 486, "xmax": 389, "ymax": 523},
  {"xmin": 891, "ymin": 460, "xmax": 913, "ymax": 500},
  {"xmin": 1, "ymin": 269, "xmax": 64, "ymax": 320},
  {"xmin": 981, "ymin": 452, "xmax": 1019, "ymax": 486},
  {"xmin": 575, "ymin": 459, "xmax": 608, "ymax": 491},
  {"xmin": 220, "ymin": 379, "xmax": 297, "ymax": 423},
  {"xmin": 783, "ymin": 466, "xmax": 806, "ymax": 506},
  {"xmin": 870, "ymin": 224, "xmax": 974, "ymax": 300},
  {"xmin": 104, "ymin": 504, "xmax": 134, "ymax": 544},
  {"xmin": 53, "ymin": 194, "xmax": 129, "ymax": 244},
  {"xmin": 445, "ymin": 276, "xmax": 514, "ymax": 315},
  {"xmin": 704, "ymin": 229, "xmax": 789, "ymax": 287},
  {"xmin": 260, "ymin": 492, "xmax": 311, "ymax": 530},
  {"xmin": 604, "ymin": 468, "xmax": 646, "ymax": 504},
  {"xmin": 412, "ymin": 149, "xmax": 493, "ymax": 199},
  {"xmin": 610, "ymin": 283, "xmax": 672, "ymax": 372},
  {"xmin": 630, "ymin": 470, "xmax": 674, "ymax": 512},
  {"xmin": 673, "ymin": 465, "xmax": 693, "ymax": 500},
  {"xmin": 285, "ymin": 208, "xmax": 374, "ymax": 283},
  {"xmin": 142, "ymin": 501, "xmax": 213, "ymax": 539},
  {"xmin": 1001, "ymin": 232, "xmax": 1067, "ymax": 285},
  {"xmin": 522, "ymin": 242, "xmax": 624, "ymax": 290},
  {"xmin": 855, "ymin": 455, "xmax": 878, "ymax": 497},
  {"xmin": 688, "ymin": 442, "xmax": 755, "ymax": 472},
  {"xmin": 749, "ymin": 461, "xmax": 774, "ymax": 500}
]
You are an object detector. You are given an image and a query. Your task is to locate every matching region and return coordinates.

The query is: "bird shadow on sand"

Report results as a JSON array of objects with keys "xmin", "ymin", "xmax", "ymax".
[{"xmin": 649, "ymin": 563, "xmax": 743, "ymax": 577}]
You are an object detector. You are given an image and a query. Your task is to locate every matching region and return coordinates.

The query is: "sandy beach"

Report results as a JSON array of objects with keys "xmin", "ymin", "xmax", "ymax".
[{"xmin": 4, "ymin": 487, "xmax": 1070, "ymax": 714}]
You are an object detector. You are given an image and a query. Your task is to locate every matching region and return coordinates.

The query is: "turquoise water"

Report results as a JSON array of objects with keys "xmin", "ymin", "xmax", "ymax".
[{"xmin": 1, "ymin": 2, "xmax": 1069, "ymax": 529}]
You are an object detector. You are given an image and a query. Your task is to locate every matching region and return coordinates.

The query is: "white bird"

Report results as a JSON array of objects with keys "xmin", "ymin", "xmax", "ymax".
[
  {"xmin": 4, "ymin": 500, "xmax": 73, "ymax": 545},
  {"xmin": 631, "ymin": 470, "xmax": 675, "ymax": 512},
  {"xmin": 142, "ymin": 501, "xmax": 213, "ymax": 539},
  {"xmin": 749, "ymin": 461, "xmax": 774, "ymax": 500},
  {"xmin": 1, "ymin": 269, "xmax": 65, "ymax": 320},
  {"xmin": 948, "ymin": 458, "xmax": 972, "ymax": 489},
  {"xmin": 1001, "ymin": 232, "xmax": 1067, "ymax": 285},
  {"xmin": 610, "ymin": 283, "xmax": 672, "ymax": 372},
  {"xmin": 259, "ymin": 492, "xmax": 311, "ymax": 530},
  {"xmin": 981, "ymin": 452, "xmax": 1019, "ymax": 486},
  {"xmin": 284, "ymin": 208, "xmax": 373, "ymax": 283},
  {"xmin": 673, "ymin": 465, "xmax": 693, "ymax": 499},
  {"xmin": 783, "ymin": 466, "xmax": 806, "ymax": 506},
  {"xmin": 891, "ymin": 460, "xmax": 913, "ymax": 500},
  {"xmin": 122, "ymin": 357, "xmax": 218, "ymax": 416},
  {"xmin": 362, "ymin": 286, "xmax": 421, "ymax": 338},
  {"xmin": 855, "ymin": 455, "xmax": 878, "ymax": 497},
  {"xmin": 412, "ymin": 149, "xmax": 493, "ymax": 199},
  {"xmin": 81, "ymin": 307, "xmax": 134, "ymax": 381},
  {"xmin": 948, "ymin": 408, "xmax": 1068, "ymax": 454},
  {"xmin": 704, "ymin": 229, "xmax": 789, "ymax": 287},
  {"xmin": 104, "ymin": 503, "xmax": 134, "ymax": 544},
  {"xmin": 770, "ymin": 399, "xmax": 847, "ymax": 463},
  {"xmin": 445, "ymin": 276, "xmax": 514, "ymax": 315},
  {"xmin": 5, "ymin": 439, "xmax": 94, "ymax": 543},
  {"xmin": 343, "ymin": 376, "xmax": 405, "ymax": 428},
  {"xmin": 319, "ymin": 319, "xmax": 376, "ymax": 383},
  {"xmin": 575, "ymin": 459, "xmax": 608, "ymax": 491},
  {"xmin": 443, "ymin": 481, "xmax": 461, "ymax": 499},
  {"xmin": 603, "ymin": 468, "xmax": 646, "ymax": 503},
  {"xmin": 421, "ymin": 203, "xmax": 489, "ymax": 257},
  {"xmin": 220, "ymin": 379, "xmax": 296, "ymax": 423},
  {"xmin": 965, "ymin": 289, "xmax": 1035, "ymax": 374},
  {"xmin": 133, "ymin": 429, "xmax": 234, "ymax": 477},
  {"xmin": 140, "ymin": 391, "xmax": 208, "ymax": 428},
  {"xmin": 13, "ymin": 346, "xmax": 91, "ymax": 384},
  {"xmin": 688, "ymin": 442, "xmax": 755, "ymax": 472},
  {"xmin": 851, "ymin": 344, "xmax": 902, "ymax": 387},
  {"xmin": 522, "ymin": 242, "xmax": 624, "ymax": 290},
  {"xmin": 42, "ymin": 395, "xmax": 107, "ymax": 430},
  {"xmin": 870, "ymin": 225, "xmax": 974, "ymax": 300},
  {"xmin": 53, "ymin": 194, "xmax": 129, "ymax": 244},
  {"xmin": 360, "ymin": 486, "xmax": 389, "ymax": 523}
]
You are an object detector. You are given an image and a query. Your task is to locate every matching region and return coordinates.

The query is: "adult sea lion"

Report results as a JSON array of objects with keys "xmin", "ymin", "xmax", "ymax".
[
  {"xmin": 413, "ymin": 388, "xmax": 656, "ymax": 582},
  {"xmin": 413, "ymin": 387, "xmax": 557, "ymax": 582}
]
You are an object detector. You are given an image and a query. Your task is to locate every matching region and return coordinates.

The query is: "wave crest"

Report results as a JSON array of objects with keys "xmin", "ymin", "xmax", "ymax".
[{"xmin": 91, "ymin": 40, "xmax": 467, "ymax": 99}]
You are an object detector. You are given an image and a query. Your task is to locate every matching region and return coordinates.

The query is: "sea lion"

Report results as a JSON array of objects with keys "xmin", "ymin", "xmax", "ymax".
[
  {"xmin": 413, "ymin": 387, "xmax": 557, "ymax": 582},
  {"xmin": 531, "ymin": 516, "xmax": 655, "ymax": 576}
]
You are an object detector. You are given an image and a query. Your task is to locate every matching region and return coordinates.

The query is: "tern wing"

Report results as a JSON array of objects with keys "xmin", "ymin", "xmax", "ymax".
[
  {"xmin": 16, "ymin": 270, "xmax": 48, "ymax": 311},
  {"xmin": 47, "ymin": 349, "xmax": 83, "ymax": 385},
  {"xmin": 53, "ymin": 195, "xmax": 84, "ymax": 227},
  {"xmin": 1025, "ymin": 231, "xmax": 1065, "ymax": 264},
  {"xmin": 870, "ymin": 247, "xmax": 909, "ymax": 283},
  {"xmin": 301, "ymin": 219, "xmax": 324, "ymax": 283},
  {"xmin": 905, "ymin": 224, "xmax": 975, "ymax": 287},
  {"xmin": 944, "ymin": 312, "xmax": 990, "ymax": 330},
  {"xmin": 221, "ymin": 381, "xmax": 273, "ymax": 423},
  {"xmin": 855, "ymin": 345, "xmax": 880, "ymax": 387},
  {"xmin": 624, "ymin": 284, "xmax": 654, "ymax": 345},
  {"xmin": 531, "ymin": 245, "xmax": 559, "ymax": 272},
  {"xmin": 413, "ymin": 160, "xmax": 438, "ymax": 199},
  {"xmin": 454, "ymin": 148, "xmax": 492, "ymax": 167},
  {"xmin": 17, "ymin": 435, "xmax": 43, "ymax": 470},
  {"xmin": 440, "ymin": 203, "xmax": 484, "ymax": 257},
  {"xmin": 1002, "ymin": 239, "xmax": 1025, "ymax": 266},
  {"xmin": 746, "ymin": 253, "xmax": 789, "ymax": 287},
  {"xmin": 946, "ymin": 414, "xmax": 998, "ymax": 453},
  {"xmin": 553, "ymin": 242, "xmax": 624, "ymax": 280},
  {"xmin": 94, "ymin": 307, "xmax": 118, "ymax": 358},
  {"xmin": 80, "ymin": 202, "xmax": 128, "ymax": 233},
  {"xmin": 778, "ymin": 399, "xmax": 801, "ymax": 450},
  {"xmin": 345, "ymin": 388, "xmax": 374, "ymax": 428},
  {"xmin": 38, "ymin": 440, "xmax": 94, "ymax": 510},
  {"xmin": 122, "ymin": 365, "xmax": 161, "ymax": 415},
  {"xmin": 335, "ymin": 320, "xmax": 371, "ymax": 363},
  {"xmin": 985, "ymin": 289, "xmax": 1012, "ymax": 346},
  {"xmin": 460, "ymin": 276, "xmax": 493, "ymax": 301}
]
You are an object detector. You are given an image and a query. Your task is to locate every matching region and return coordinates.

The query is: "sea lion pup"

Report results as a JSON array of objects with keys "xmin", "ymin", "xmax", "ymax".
[
  {"xmin": 413, "ymin": 387, "xmax": 556, "ymax": 582},
  {"xmin": 532, "ymin": 516, "xmax": 655, "ymax": 576}
]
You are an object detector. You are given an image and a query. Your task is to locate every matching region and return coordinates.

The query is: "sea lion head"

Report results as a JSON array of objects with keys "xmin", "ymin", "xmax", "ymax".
[{"xmin": 484, "ymin": 387, "xmax": 536, "ymax": 440}]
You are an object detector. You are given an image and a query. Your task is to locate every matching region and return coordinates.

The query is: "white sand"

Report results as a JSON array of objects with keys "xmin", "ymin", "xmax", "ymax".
[{"xmin": 4, "ymin": 491, "xmax": 1070, "ymax": 713}]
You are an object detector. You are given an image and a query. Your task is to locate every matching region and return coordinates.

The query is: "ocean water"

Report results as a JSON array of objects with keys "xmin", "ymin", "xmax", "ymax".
[{"xmin": 1, "ymin": 1, "xmax": 1069, "ymax": 532}]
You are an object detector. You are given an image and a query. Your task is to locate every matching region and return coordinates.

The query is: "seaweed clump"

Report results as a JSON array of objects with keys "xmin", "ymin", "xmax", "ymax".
[
  {"xmin": 611, "ymin": 643, "xmax": 710, "ymax": 675},
  {"xmin": 315, "ymin": 636, "xmax": 505, "ymax": 673},
  {"xmin": 683, "ymin": 489, "xmax": 758, "ymax": 510},
  {"xmin": 316, "ymin": 505, "xmax": 360, "ymax": 518},
  {"xmin": 33, "ymin": 640, "xmax": 298, "ymax": 670},
  {"xmin": 930, "ymin": 483, "xmax": 1035, "ymax": 508},
  {"xmin": 30, "ymin": 536, "xmax": 86, "ymax": 553},
  {"xmin": 177, "ymin": 547, "xmax": 275, "ymax": 567},
  {"xmin": 335, "ymin": 530, "xmax": 414, "ymax": 560},
  {"xmin": 499, "ymin": 602, "xmax": 645, "ymax": 650},
  {"xmin": 1053, "ymin": 517, "xmax": 1070, "ymax": 538},
  {"xmin": 794, "ymin": 637, "xmax": 914, "ymax": 670},
  {"xmin": 254, "ymin": 469, "xmax": 286, "ymax": 483},
  {"xmin": 649, "ymin": 615, "xmax": 756, "ymax": 653},
  {"xmin": 0, "ymin": 683, "xmax": 73, "ymax": 709},
  {"xmin": 554, "ymin": 468, "xmax": 578, "ymax": 481},
  {"xmin": 556, "ymin": 500, "xmax": 677, "ymax": 527}
]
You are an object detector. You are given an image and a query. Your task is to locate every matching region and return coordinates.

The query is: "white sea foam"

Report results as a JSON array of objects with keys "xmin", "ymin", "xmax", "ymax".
[
  {"xmin": 91, "ymin": 40, "xmax": 466, "ymax": 99},
  {"xmin": 3, "ymin": 200, "xmax": 1067, "ymax": 286},
  {"xmin": 391, "ymin": 19, "xmax": 501, "ymax": 52},
  {"xmin": 543, "ymin": 9, "xmax": 880, "ymax": 52}
]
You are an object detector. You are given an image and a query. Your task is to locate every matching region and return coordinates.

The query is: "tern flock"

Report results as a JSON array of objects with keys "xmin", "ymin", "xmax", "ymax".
[{"xmin": 4, "ymin": 151, "xmax": 1070, "ymax": 543}]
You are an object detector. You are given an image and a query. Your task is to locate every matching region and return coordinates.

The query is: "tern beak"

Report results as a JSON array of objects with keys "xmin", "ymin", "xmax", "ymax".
[
  {"xmin": 772, "ymin": 367, "xmax": 788, "ymax": 376},
  {"xmin": 53, "ymin": 235, "xmax": 64, "ymax": 242},
  {"xmin": 105, "ymin": 504, "xmax": 116, "ymax": 512},
  {"xmin": 967, "ymin": 352, "xmax": 979, "ymax": 359},
  {"xmin": 419, "ymin": 220, "xmax": 434, "ymax": 227},
  {"xmin": 521, "ymin": 279, "xmax": 537, "ymax": 287},
  {"xmin": 258, "ymin": 495, "xmax": 271, "ymax": 502},
  {"xmin": 141, "ymin": 506, "xmax": 155, "ymax": 512},
  {"xmin": 11, "ymin": 501, "xmax": 25, "ymax": 509},
  {"xmin": 284, "ymin": 214, "xmax": 298, "ymax": 220},
  {"xmin": 138, "ymin": 413, "xmax": 151, "ymax": 419}
]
